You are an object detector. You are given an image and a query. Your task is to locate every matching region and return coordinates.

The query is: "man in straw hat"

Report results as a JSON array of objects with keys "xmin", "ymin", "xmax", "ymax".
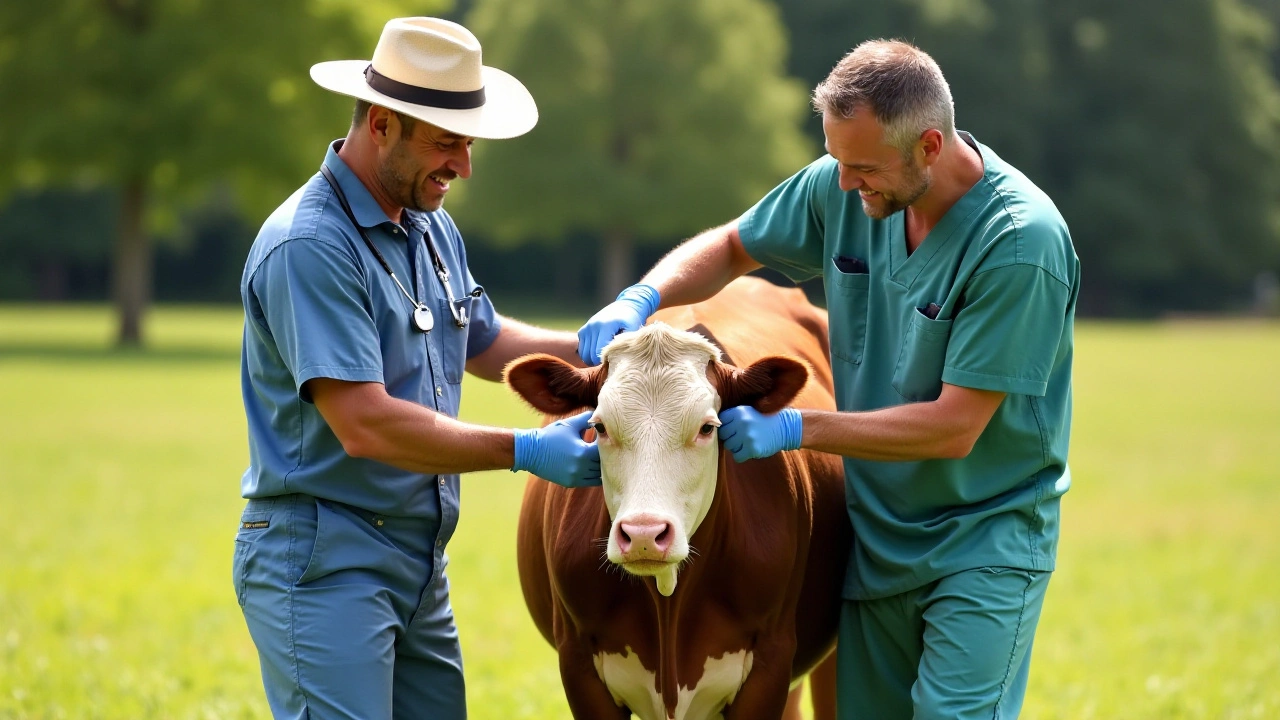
[
  {"xmin": 234, "ymin": 17, "xmax": 597, "ymax": 719},
  {"xmin": 579, "ymin": 39, "xmax": 1078, "ymax": 719}
]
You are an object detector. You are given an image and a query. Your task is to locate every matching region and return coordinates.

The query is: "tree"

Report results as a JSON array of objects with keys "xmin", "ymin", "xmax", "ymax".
[
  {"xmin": 0, "ymin": 0, "xmax": 440, "ymax": 345},
  {"xmin": 1041, "ymin": 0, "xmax": 1280, "ymax": 314},
  {"xmin": 453, "ymin": 0, "xmax": 814, "ymax": 304},
  {"xmin": 0, "ymin": 189, "xmax": 114, "ymax": 301},
  {"xmin": 771, "ymin": 0, "xmax": 1280, "ymax": 315}
]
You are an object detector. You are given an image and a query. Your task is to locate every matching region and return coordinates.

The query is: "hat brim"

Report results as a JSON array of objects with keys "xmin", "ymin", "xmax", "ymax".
[{"xmin": 310, "ymin": 60, "xmax": 538, "ymax": 140}]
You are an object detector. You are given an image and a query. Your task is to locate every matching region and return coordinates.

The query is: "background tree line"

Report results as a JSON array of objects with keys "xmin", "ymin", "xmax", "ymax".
[{"xmin": 2, "ymin": 0, "xmax": 1279, "ymax": 345}]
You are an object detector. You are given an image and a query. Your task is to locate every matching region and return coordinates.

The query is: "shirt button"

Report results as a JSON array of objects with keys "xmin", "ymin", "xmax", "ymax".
[
  {"xmin": 436, "ymin": 539, "xmax": 443, "ymax": 547},
  {"xmin": 439, "ymin": 478, "xmax": 446, "ymax": 487},
  {"xmin": 435, "ymin": 386, "xmax": 443, "ymax": 396},
  {"xmin": 375, "ymin": 519, "xmax": 384, "ymax": 527}
]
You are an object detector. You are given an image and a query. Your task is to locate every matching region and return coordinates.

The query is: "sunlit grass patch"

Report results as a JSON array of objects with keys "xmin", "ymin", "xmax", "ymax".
[{"xmin": 1, "ymin": 307, "xmax": 1277, "ymax": 718}]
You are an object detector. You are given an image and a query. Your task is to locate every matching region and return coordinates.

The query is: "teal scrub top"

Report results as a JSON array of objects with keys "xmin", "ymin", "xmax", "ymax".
[
  {"xmin": 739, "ymin": 133, "xmax": 1079, "ymax": 600},
  {"xmin": 240, "ymin": 141, "xmax": 500, "ymax": 531}
]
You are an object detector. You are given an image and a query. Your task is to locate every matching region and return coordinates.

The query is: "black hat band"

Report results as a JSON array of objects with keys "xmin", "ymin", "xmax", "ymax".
[{"xmin": 364, "ymin": 64, "xmax": 486, "ymax": 110}]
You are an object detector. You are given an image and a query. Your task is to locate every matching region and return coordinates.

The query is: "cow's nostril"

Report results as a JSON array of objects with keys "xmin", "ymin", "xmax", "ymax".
[{"xmin": 617, "ymin": 518, "xmax": 673, "ymax": 558}]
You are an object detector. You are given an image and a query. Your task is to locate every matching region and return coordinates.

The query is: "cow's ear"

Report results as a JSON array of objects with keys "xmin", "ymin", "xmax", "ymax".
[
  {"xmin": 710, "ymin": 356, "xmax": 809, "ymax": 413},
  {"xmin": 505, "ymin": 354, "xmax": 605, "ymax": 415}
]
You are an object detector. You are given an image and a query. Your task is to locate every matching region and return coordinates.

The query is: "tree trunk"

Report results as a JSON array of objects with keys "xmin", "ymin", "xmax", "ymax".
[
  {"xmin": 36, "ymin": 259, "xmax": 68, "ymax": 301},
  {"xmin": 112, "ymin": 177, "xmax": 150, "ymax": 347},
  {"xmin": 597, "ymin": 229, "xmax": 634, "ymax": 307}
]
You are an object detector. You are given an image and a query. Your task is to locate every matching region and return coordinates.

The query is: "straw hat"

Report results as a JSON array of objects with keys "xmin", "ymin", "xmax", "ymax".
[{"xmin": 310, "ymin": 17, "xmax": 537, "ymax": 140}]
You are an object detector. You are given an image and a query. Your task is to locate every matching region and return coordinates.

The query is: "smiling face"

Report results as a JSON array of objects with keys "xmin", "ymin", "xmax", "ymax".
[
  {"xmin": 376, "ymin": 117, "xmax": 474, "ymax": 212},
  {"xmin": 823, "ymin": 110, "xmax": 930, "ymax": 220}
]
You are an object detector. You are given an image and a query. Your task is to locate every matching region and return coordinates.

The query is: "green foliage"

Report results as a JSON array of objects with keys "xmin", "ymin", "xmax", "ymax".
[
  {"xmin": 0, "ymin": 189, "xmax": 115, "ymax": 299},
  {"xmin": 0, "ymin": 0, "xmax": 401, "ymax": 224},
  {"xmin": 451, "ymin": 0, "xmax": 814, "ymax": 246},
  {"xmin": 1043, "ymin": 0, "xmax": 1280, "ymax": 314},
  {"xmin": 773, "ymin": 0, "xmax": 1280, "ymax": 315},
  {"xmin": 0, "ymin": 0, "xmax": 448, "ymax": 344},
  {"xmin": 2, "ymin": 305, "xmax": 1280, "ymax": 718}
]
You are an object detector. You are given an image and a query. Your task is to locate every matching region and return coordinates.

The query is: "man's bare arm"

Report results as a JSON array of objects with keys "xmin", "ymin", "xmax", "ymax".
[
  {"xmin": 466, "ymin": 315, "xmax": 580, "ymax": 383},
  {"xmin": 308, "ymin": 378, "xmax": 515, "ymax": 474},
  {"xmin": 800, "ymin": 384, "xmax": 1006, "ymax": 461},
  {"xmin": 641, "ymin": 220, "xmax": 762, "ymax": 310}
]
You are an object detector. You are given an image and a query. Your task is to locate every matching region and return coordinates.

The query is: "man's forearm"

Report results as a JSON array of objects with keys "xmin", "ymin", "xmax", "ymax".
[
  {"xmin": 799, "ymin": 384, "xmax": 1006, "ymax": 462},
  {"xmin": 800, "ymin": 406, "xmax": 973, "ymax": 461},
  {"xmin": 467, "ymin": 316, "xmax": 580, "ymax": 382},
  {"xmin": 311, "ymin": 378, "xmax": 516, "ymax": 475},
  {"xmin": 344, "ymin": 396, "xmax": 517, "ymax": 474},
  {"xmin": 641, "ymin": 221, "xmax": 761, "ymax": 309}
]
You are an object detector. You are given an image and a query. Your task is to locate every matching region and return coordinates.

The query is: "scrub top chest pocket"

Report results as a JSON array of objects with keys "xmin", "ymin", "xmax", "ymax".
[
  {"xmin": 891, "ymin": 305, "xmax": 953, "ymax": 402},
  {"xmin": 827, "ymin": 255, "xmax": 871, "ymax": 365}
]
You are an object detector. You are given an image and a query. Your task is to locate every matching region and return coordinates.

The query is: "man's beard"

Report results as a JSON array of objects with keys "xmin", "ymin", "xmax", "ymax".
[
  {"xmin": 862, "ymin": 159, "xmax": 930, "ymax": 220},
  {"xmin": 377, "ymin": 142, "xmax": 437, "ymax": 213}
]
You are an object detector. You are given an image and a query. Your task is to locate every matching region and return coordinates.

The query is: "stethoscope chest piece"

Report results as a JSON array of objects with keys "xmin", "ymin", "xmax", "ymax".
[
  {"xmin": 412, "ymin": 305, "xmax": 435, "ymax": 333},
  {"xmin": 320, "ymin": 166, "xmax": 470, "ymax": 336}
]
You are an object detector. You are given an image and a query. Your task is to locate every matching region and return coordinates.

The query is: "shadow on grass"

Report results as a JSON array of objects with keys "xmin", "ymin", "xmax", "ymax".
[{"xmin": 0, "ymin": 344, "xmax": 239, "ymax": 363}]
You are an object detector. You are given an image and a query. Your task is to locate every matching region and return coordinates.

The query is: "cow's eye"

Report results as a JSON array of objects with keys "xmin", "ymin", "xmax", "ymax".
[
  {"xmin": 699, "ymin": 423, "xmax": 716, "ymax": 436},
  {"xmin": 589, "ymin": 421, "xmax": 608, "ymax": 438}
]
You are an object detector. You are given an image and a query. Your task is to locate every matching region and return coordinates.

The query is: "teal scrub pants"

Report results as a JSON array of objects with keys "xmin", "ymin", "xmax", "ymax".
[
  {"xmin": 233, "ymin": 494, "xmax": 466, "ymax": 720},
  {"xmin": 837, "ymin": 566, "xmax": 1050, "ymax": 720}
]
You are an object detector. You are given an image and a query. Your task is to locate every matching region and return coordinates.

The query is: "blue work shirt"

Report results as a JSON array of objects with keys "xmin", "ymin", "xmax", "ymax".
[{"xmin": 240, "ymin": 140, "xmax": 500, "ymax": 559}]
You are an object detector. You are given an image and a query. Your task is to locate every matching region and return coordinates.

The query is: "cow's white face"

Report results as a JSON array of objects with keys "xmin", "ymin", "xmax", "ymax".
[
  {"xmin": 592, "ymin": 324, "xmax": 724, "ymax": 596},
  {"xmin": 505, "ymin": 322, "xmax": 810, "ymax": 600}
]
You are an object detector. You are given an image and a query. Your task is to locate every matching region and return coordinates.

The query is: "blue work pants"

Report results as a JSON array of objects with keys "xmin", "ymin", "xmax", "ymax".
[{"xmin": 233, "ymin": 494, "xmax": 465, "ymax": 719}]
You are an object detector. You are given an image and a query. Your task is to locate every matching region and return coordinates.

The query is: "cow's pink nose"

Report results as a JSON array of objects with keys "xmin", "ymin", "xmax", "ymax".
[{"xmin": 616, "ymin": 518, "xmax": 672, "ymax": 559}]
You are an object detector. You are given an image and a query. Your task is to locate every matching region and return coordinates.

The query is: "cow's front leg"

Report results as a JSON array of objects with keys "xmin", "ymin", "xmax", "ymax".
[
  {"xmin": 556, "ymin": 635, "xmax": 630, "ymax": 719},
  {"xmin": 723, "ymin": 636, "xmax": 797, "ymax": 720}
]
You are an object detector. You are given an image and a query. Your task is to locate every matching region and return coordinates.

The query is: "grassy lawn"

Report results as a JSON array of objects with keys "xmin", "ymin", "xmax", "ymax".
[{"xmin": 1, "ymin": 305, "xmax": 1277, "ymax": 719}]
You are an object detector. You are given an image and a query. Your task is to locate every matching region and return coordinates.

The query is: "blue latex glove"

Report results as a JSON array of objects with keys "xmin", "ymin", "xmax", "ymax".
[
  {"xmin": 512, "ymin": 411, "xmax": 602, "ymax": 488},
  {"xmin": 577, "ymin": 284, "xmax": 661, "ymax": 365},
  {"xmin": 717, "ymin": 406, "xmax": 803, "ymax": 463}
]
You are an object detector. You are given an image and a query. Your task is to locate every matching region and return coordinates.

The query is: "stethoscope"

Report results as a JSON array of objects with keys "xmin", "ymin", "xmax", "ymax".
[{"xmin": 321, "ymin": 165, "xmax": 481, "ymax": 333}]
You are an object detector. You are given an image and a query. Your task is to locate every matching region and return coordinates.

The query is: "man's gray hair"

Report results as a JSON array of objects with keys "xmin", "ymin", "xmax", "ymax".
[{"xmin": 812, "ymin": 40, "xmax": 955, "ymax": 154}]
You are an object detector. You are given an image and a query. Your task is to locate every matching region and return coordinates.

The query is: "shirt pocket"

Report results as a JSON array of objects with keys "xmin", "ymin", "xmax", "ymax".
[
  {"xmin": 891, "ymin": 307, "xmax": 953, "ymax": 401},
  {"xmin": 828, "ymin": 258, "xmax": 870, "ymax": 365},
  {"xmin": 440, "ymin": 294, "xmax": 476, "ymax": 385}
]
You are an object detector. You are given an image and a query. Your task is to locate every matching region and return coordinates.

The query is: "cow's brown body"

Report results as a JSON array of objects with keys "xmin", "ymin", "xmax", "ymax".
[{"xmin": 515, "ymin": 278, "xmax": 850, "ymax": 720}]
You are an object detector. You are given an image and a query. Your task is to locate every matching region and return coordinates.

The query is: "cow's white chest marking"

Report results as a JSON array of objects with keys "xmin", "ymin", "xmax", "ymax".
[{"xmin": 593, "ymin": 647, "xmax": 754, "ymax": 720}]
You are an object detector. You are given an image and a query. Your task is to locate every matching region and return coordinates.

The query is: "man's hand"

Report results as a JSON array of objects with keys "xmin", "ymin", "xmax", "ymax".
[
  {"xmin": 512, "ymin": 411, "xmax": 602, "ymax": 488},
  {"xmin": 718, "ymin": 406, "xmax": 803, "ymax": 462},
  {"xmin": 577, "ymin": 284, "xmax": 661, "ymax": 366}
]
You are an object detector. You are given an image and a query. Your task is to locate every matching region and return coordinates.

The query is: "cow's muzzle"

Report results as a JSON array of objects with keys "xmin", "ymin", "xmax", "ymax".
[{"xmin": 614, "ymin": 513, "xmax": 673, "ymax": 563}]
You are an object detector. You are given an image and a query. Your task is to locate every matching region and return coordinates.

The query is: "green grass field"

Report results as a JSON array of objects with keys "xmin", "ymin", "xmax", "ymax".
[{"xmin": 1, "ymin": 305, "xmax": 1277, "ymax": 719}]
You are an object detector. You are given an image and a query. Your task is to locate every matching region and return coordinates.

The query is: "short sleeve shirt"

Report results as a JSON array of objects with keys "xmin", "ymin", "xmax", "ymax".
[
  {"xmin": 239, "ymin": 141, "xmax": 500, "ymax": 546},
  {"xmin": 739, "ymin": 133, "xmax": 1079, "ymax": 600}
]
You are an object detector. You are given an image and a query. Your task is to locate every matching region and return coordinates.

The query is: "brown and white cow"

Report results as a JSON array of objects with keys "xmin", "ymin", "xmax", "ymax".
[{"xmin": 506, "ymin": 277, "xmax": 850, "ymax": 720}]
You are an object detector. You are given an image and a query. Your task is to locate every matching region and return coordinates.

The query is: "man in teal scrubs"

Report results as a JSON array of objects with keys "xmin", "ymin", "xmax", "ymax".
[{"xmin": 578, "ymin": 40, "xmax": 1078, "ymax": 719}]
